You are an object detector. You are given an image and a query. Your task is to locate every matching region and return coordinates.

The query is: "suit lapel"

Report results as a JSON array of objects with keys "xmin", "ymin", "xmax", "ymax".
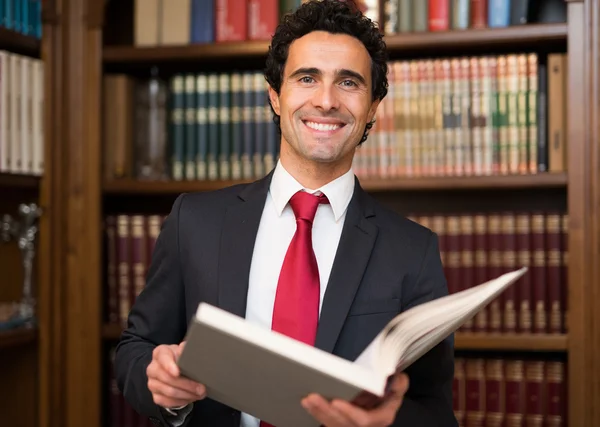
[
  {"xmin": 315, "ymin": 179, "xmax": 378, "ymax": 354},
  {"xmin": 217, "ymin": 172, "xmax": 273, "ymax": 318}
]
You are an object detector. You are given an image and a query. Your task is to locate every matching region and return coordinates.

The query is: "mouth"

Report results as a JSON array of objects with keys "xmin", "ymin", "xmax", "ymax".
[{"xmin": 302, "ymin": 120, "xmax": 346, "ymax": 135}]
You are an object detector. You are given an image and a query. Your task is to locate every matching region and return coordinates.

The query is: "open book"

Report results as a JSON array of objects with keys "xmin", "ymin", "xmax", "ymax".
[{"xmin": 177, "ymin": 267, "xmax": 527, "ymax": 427}]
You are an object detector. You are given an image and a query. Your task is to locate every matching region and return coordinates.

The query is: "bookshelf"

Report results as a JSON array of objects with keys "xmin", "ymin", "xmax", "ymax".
[
  {"xmin": 40, "ymin": 1, "xmax": 600, "ymax": 427},
  {"xmin": 103, "ymin": 173, "xmax": 568, "ymax": 194},
  {"xmin": 0, "ymin": 3, "xmax": 46, "ymax": 427},
  {"xmin": 102, "ymin": 22, "xmax": 568, "ymax": 64}
]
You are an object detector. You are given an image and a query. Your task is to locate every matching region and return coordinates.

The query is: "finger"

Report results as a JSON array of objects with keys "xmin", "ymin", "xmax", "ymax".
[
  {"xmin": 154, "ymin": 345, "xmax": 181, "ymax": 377},
  {"xmin": 151, "ymin": 392, "xmax": 193, "ymax": 410},
  {"xmin": 148, "ymin": 377, "xmax": 202, "ymax": 402},
  {"xmin": 147, "ymin": 362, "xmax": 206, "ymax": 397},
  {"xmin": 302, "ymin": 394, "xmax": 358, "ymax": 427},
  {"xmin": 329, "ymin": 374, "xmax": 409, "ymax": 427}
]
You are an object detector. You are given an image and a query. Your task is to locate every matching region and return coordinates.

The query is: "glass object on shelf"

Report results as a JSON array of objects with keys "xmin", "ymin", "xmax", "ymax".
[
  {"xmin": 0, "ymin": 202, "xmax": 42, "ymax": 328},
  {"xmin": 134, "ymin": 66, "xmax": 169, "ymax": 180}
]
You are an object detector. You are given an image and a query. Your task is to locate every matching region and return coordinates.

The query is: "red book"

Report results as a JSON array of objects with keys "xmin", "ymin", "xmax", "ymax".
[
  {"xmin": 546, "ymin": 213, "xmax": 563, "ymax": 333},
  {"xmin": 248, "ymin": 0, "xmax": 278, "ymax": 41},
  {"xmin": 429, "ymin": 0, "xmax": 450, "ymax": 31},
  {"xmin": 216, "ymin": 0, "xmax": 248, "ymax": 42},
  {"xmin": 485, "ymin": 359, "xmax": 505, "ymax": 426},
  {"xmin": 470, "ymin": 0, "xmax": 487, "ymax": 28}
]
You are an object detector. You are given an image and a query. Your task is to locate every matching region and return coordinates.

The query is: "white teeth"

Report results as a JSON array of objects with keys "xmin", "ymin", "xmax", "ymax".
[{"xmin": 305, "ymin": 121, "xmax": 341, "ymax": 131}]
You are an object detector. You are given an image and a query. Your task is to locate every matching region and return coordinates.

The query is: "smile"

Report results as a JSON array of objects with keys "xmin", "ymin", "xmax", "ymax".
[{"xmin": 303, "ymin": 121, "xmax": 345, "ymax": 133}]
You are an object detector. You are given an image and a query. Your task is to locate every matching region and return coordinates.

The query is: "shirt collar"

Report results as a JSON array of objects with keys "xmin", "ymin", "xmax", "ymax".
[{"xmin": 270, "ymin": 160, "xmax": 355, "ymax": 222}]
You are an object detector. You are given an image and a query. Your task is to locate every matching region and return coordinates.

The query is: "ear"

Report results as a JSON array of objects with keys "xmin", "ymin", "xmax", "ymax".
[
  {"xmin": 367, "ymin": 98, "xmax": 381, "ymax": 123},
  {"xmin": 268, "ymin": 85, "xmax": 281, "ymax": 116}
]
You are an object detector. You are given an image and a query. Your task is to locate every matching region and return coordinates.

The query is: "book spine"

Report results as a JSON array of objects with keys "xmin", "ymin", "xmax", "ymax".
[
  {"xmin": 428, "ymin": 0, "xmax": 449, "ymax": 31},
  {"xmin": 487, "ymin": 214, "xmax": 502, "ymax": 332},
  {"xmin": 470, "ymin": 0, "xmax": 487, "ymax": 28},
  {"xmin": 460, "ymin": 215, "xmax": 474, "ymax": 332},
  {"xmin": 517, "ymin": 54, "xmax": 529, "ymax": 174},
  {"xmin": 502, "ymin": 213, "xmax": 517, "ymax": 333},
  {"xmin": 185, "ymin": 74, "xmax": 197, "ymax": 180},
  {"xmin": 531, "ymin": 212, "xmax": 547, "ymax": 334},
  {"xmin": 170, "ymin": 75, "xmax": 185, "ymax": 181},
  {"xmin": 465, "ymin": 359, "xmax": 485, "ymax": 426},
  {"xmin": 242, "ymin": 71, "xmax": 255, "ymax": 179},
  {"xmin": 117, "ymin": 215, "xmax": 131, "ymax": 328},
  {"xmin": 207, "ymin": 73, "xmax": 219, "ymax": 180},
  {"xmin": 473, "ymin": 214, "xmax": 488, "ymax": 332},
  {"xmin": 485, "ymin": 359, "xmax": 504, "ymax": 426},
  {"xmin": 516, "ymin": 213, "xmax": 532, "ymax": 333},
  {"xmin": 545, "ymin": 361, "xmax": 566, "ymax": 427},
  {"xmin": 546, "ymin": 213, "xmax": 563, "ymax": 334},
  {"xmin": 248, "ymin": 0, "xmax": 278, "ymax": 41},
  {"xmin": 527, "ymin": 53, "xmax": 539, "ymax": 173},
  {"xmin": 195, "ymin": 73, "xmax": 208, "ymax": 180},
  {"xmin": 105, "ymin": 216, "xmax": 119, "ymax": 324},
  {"xmin": 525, "ymin": 361, "xmax": 545, "ymax": 426},
  {"xmin": 219, "ymin": 72, "xmax": 231, "ymax": 180},
  {"xmin": 505, "ymin": 360, "xmax": 525, "ymax": 426},
  {"xmin": 230, "ymin": 72, "xmax": 243, "ymax": 180}
]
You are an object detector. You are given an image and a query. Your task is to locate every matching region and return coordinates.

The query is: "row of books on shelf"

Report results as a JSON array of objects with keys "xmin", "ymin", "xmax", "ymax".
[
  {"xmin": 104, "ymin": 211, "xmax": 568, "ymax": 337},
  {"xmin": 130, "ymin": 0, "xmax": 567, "ymax": 47},
  {"xmin": 0, "ymin": 50, "xmax": 44, "ymax": 176},
  {"xmin": 410, "ymin": 211, "xmax": 568, "ymax": 336},
  {"xmin": 0, "ymin": 0, "xmax": 42, "ymax": 39},
  {"xmin": 102, "ymin": 52, "xmax": 566, "ymax": 184},
  {"xmin": 384, "ymin": 0, "xmax": 567, "ymax": 35},
  {"xmin": 453, "ymin": 357, "xmax": 566, "ymax": 426},
  {"xmin": 105, "ymin": 348, "xmax": 566, "ymax": 427}
]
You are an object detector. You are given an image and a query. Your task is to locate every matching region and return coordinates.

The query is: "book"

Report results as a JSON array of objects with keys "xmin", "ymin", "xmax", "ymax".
[{"xmin": 177, "ymin": 267, "xmax": 528, "ymax": 427}]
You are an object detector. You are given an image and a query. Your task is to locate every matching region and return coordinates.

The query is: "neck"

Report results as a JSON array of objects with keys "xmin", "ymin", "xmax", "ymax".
[{"xmin": 279, "ymin": 149, "xmax": 352, "ymax": 190}]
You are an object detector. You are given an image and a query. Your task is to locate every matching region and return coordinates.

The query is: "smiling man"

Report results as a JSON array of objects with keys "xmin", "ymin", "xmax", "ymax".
[{"xmin": 114, "ymin": 1, "xmax": 458, "ymax": 427}]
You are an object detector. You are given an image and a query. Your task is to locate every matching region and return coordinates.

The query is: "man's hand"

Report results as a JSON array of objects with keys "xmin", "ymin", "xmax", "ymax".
[
  {"xmin": 301, "ymin": 373, "xmax": 409, "ymax": 427},
  {"xmin": 146, "ymin": 342, "xmax": 207, "ymax": 409}
]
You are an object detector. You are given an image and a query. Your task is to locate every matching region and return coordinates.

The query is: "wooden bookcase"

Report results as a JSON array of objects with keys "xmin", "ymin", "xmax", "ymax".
[
  {"xmin": 0, "ymin": 22, "xmax": 44, "ymax": 427},
  {"xmin": 34, "ymin": 1, "xmax": 600, "ymax": 427}
]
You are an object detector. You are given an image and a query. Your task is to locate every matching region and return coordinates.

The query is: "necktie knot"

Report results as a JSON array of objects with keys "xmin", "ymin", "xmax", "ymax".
[{"xmin": 289, "ymin": 191, "xmax": 329, "ymax": 223}]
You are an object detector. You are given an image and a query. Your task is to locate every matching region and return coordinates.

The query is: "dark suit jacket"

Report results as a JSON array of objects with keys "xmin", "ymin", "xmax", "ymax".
[{"xmin": 115, "ymin": 171, "xmax": 458, "ymax": 427}]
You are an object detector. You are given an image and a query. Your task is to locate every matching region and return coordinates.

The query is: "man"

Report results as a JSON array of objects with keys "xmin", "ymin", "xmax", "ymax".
[{"xmin": 115, "ymin": 1, "xmax": 457, "ymax": 426}]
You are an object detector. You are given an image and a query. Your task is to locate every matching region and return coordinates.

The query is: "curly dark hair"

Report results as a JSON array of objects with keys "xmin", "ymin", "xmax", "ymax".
[{"xmin": 264, "ymin": 0, "xmax": 389, "ymax": 145}]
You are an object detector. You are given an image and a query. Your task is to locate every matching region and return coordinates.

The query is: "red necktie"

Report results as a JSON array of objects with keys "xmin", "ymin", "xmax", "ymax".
[{"xmin": 260, "ymin": 191, "xmax": 328, "ymax": 427}]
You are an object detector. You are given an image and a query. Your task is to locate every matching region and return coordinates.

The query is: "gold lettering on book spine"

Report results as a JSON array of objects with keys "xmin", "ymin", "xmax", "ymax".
[{"xmin": 525, "ymin": 362, "xmax": 544, "ymax": 427}]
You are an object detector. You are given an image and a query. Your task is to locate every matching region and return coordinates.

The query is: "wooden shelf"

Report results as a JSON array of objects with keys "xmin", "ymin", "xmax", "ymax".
[
  {"xmin": 103, "ymin": 323, "xmax": 567, "ymax": 352},
  {"xmin": 103, "ymin": 23, "xmax": 567, "ymax": 65},
  {"xmin": 454, "ymin": 333, "xmax": 568, "ymax": 351},
  {"xmin": 0, "ymin": 27, "xmax": 41, "ymax": 58},
  {"xmin": 0, "ymin": 173, "xmax": 41, "ymax": 190},
  {"xmin": 103, "ymin": 173, "xmax": 567, "ymax": 195},
  {"xmin": 0, "ymin": 327, "xmax": 37, "ymax": 349}
]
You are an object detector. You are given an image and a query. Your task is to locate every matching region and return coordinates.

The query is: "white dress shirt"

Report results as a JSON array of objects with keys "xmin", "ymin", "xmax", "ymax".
[
  {"xmin": 241, "ymin": 161, "xmax": 355, "ymax": 427},
  {"xmin": 164, "ymin": 161, "xmax": 355, "ymax": 427}
]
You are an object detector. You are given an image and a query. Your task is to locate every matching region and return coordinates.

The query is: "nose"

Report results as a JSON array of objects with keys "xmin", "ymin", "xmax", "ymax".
[{"xmin": 311, "ymin": 82, "xmax": 340, "ymax": 112}]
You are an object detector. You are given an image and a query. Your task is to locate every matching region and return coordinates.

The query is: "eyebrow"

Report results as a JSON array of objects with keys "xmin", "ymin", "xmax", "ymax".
[{"xmin": 288, "ymin": 67, "xmax": 367, "ymax": 86}]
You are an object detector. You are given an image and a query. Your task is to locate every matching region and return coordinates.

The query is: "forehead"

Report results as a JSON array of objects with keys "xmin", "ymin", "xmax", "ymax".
[{"xmin": 284, "ymin": 31, "xmax": 372, "ymax": 76}]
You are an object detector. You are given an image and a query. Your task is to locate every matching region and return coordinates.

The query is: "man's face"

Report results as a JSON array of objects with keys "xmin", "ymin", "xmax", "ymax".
[{"xmin": 269, "ymin": 31, "xmax": 380, "ymax": 168}]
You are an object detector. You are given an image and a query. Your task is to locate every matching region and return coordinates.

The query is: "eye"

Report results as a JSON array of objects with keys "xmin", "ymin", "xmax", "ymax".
[
  {"xmin": 299, "ymin": 76, "xmax": 314, "ymax": 84},
  {"xmin": 341, "ymin": 79, "xmax": 357, "ymax": 87}
]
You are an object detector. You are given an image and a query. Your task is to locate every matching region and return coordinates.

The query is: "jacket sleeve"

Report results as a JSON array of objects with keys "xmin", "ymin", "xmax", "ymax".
[
  {"xmin": 114, "ymin": 194, "xmax": 194, "ymax": 426},
  {"xmin": 393, "ymin": 231, "xmax": 458, "ymax": 427}
]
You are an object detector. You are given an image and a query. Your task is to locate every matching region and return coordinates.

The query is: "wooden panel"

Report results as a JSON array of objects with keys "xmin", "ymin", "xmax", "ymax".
[
  {"xmin": 566, "ymin": 1, "xmax": 600, "ymax": 426},
  {"xmin": 102, "ymin": 23, "xmax": 567, "ymax": 64},
  {"xmin": 37, "ymin": 0, "xmax": 66, "ymax": 425}
]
